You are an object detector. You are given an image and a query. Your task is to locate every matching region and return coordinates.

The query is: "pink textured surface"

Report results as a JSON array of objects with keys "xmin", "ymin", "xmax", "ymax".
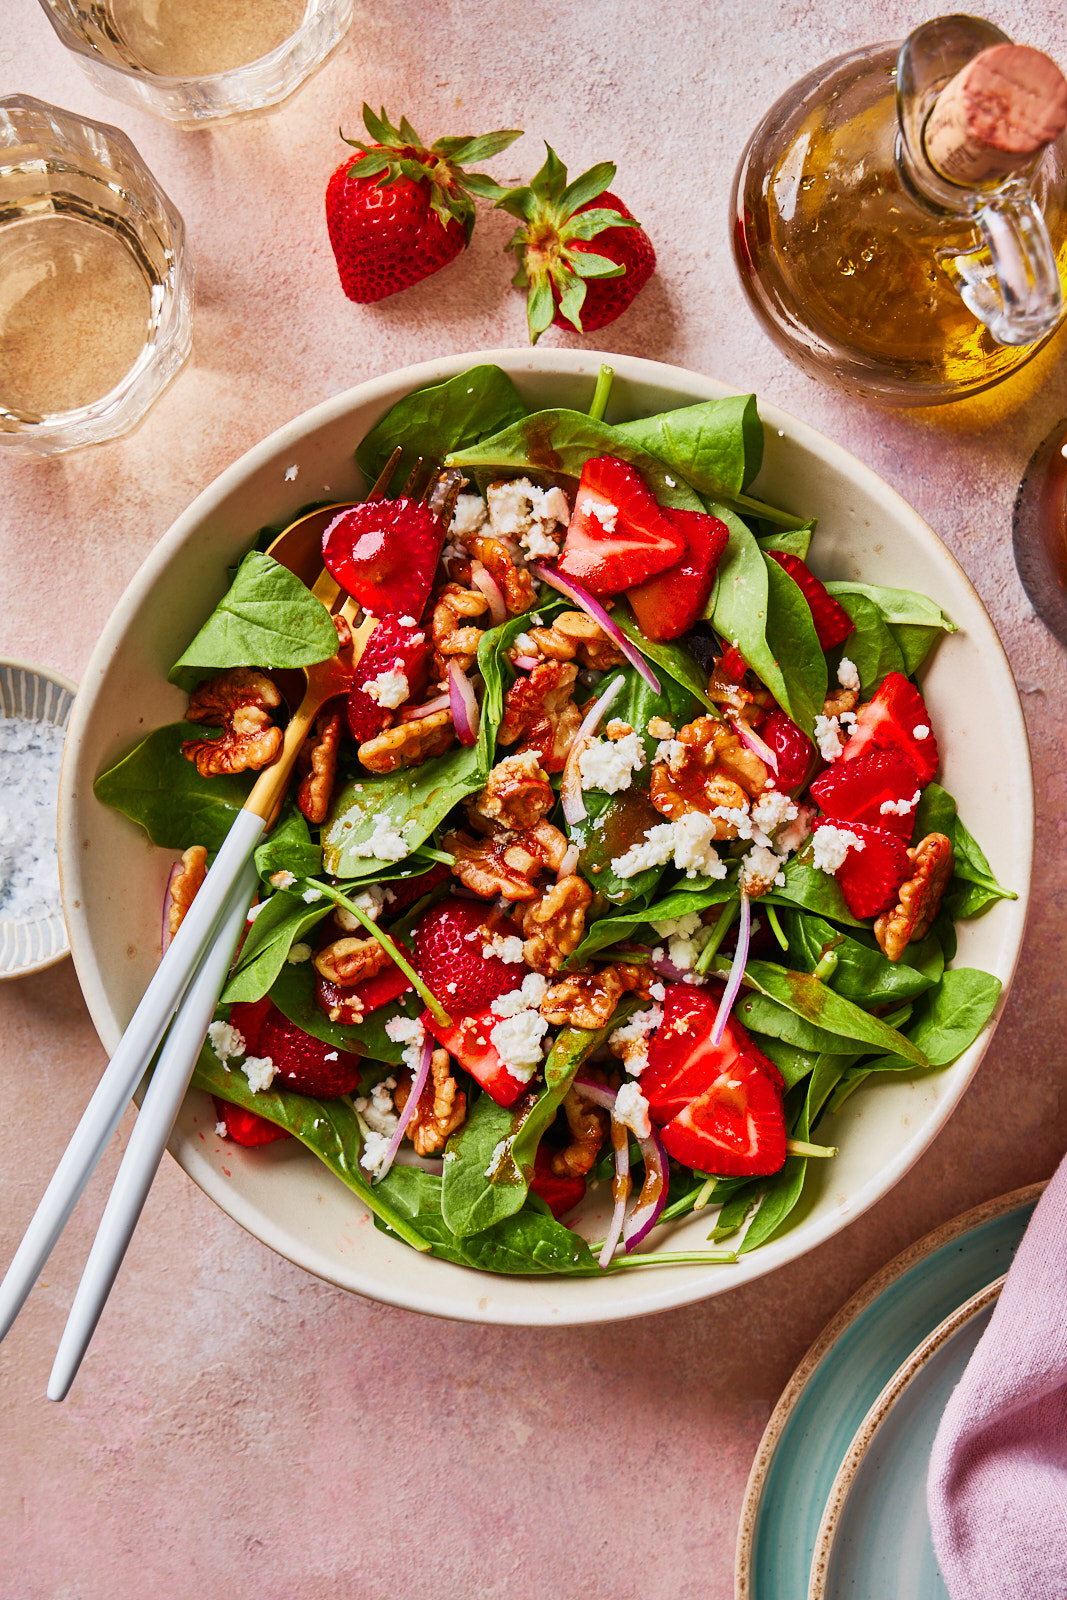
[{"xmin": 3, "ymin": 4, "xmax": 1067, "ymax": 1597}]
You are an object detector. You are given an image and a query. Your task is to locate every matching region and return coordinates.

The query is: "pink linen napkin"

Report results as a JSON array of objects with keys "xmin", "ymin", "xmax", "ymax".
[{"xmin": 928, "ymin": 1160, "xmax": 1067, "ymax": 1600}]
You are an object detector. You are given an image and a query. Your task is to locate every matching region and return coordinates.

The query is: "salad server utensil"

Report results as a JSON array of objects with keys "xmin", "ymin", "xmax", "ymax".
[{"xmin": 0, "ymin": 451, "xmax": 457, "ymax": 1360}]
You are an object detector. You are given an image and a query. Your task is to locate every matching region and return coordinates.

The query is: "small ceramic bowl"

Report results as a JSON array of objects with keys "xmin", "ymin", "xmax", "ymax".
[{"xmin": 0, "ymin": 659, "xmax": 78, "ymax": 978}]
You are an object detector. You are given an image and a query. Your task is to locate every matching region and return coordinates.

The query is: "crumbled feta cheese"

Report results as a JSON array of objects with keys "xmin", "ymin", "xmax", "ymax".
[
  {"xmin": 751, "ymin": 789, "xmax": 798, "ymax": 837},
  {"xmin": 302, "ymin": 888, "xmax": 322, "ymax": 903},
  {"xmin": 614, "ymin": 1080, "xmax": 652, "ymax": 1139},
  {"xmin": 578, "ymin": 731, "xmax": 646, "ymax": 794},
  {"xmin": 486, "ymin": 478, "xmax": 570, "ymax": 560},
  {"xmin": 242, "ymin": 1054, "xmax": 276, "ymax": 1095},
  {"xmin": 359, "ymin": 1130, "xmax": 392, "ymax": 1176},
  {"xmin": 653, "ymin": 738, "xmax": 685, "ymax": 767},
  {"xmin": 775, "ymin": 804, "xmax": 816, "ymax": 856},
  {"xmin": 812, "ymin": 824, "xmax": 865, "ymax": 874},
  {"xmin": 246, "ymin": 902, "xmax": 267, "ymax": 923},
  {"xmin": 491, "ymin": 973, "xmax": 549, "ymax": 1017},
  {"xmin": 215, "ymin": 1120, "xmax": 228, "ymax": 1137},
  {"xmin": 364, "ymin": 666, "xmax": 409, "ymax": 709},
  {"xmin": 646, "ymin": 716, "xmax": 674, "ymax": 740},
  {"xmin": 449, "ymin": 493, "xmax": 489, "ymax": 540},
  {"xmin": 613, "ymin": 813, "xmax": 728, "ymax": 881},
  {"xmin": 588, "ymin": 500, "xmax": 618, "ymax": 533},
  {"xmin": 649, "ymin": 981, "xmax": 666, "ymax": 1001},
  {"xmin": 207, "ymin": 1020, "xmax": 245, "ymax": 1063},
  {"xmin": 349, "ymin": 816, "xmax": 410, "ymax": 862},
  {"xmin": 269, "ymin": 869, "xmax": 297, "ymax": 889},
  {"xmin": 664, "ymin": 474, "xmax": 677, "ymax": 487},
  {"xmin": 356, "ymin": 1078, "xmax": 399, "ymax": 1138},
  {"xmin": 837, "ymin": 656, "xmax": 860, "ymax": 692},
  {"xmin": 336, "ymin": 884, "xmax": 386, "ymax": 929},
  {"xmin": 652, "ymin": 912, "xmax": 703, "ymax": 940},
  {"xmin": 913, "ymin": 724, "xmax": 930, "ymax": 740},
  {"xmin": 483, "ymin": 933, "xmax": 526, "ymax": 964},
  {"xmin": 399, "ymin": 615, "xmax": 417, "ymax": 628},
  {"xmin": 513, "ymin": 632, "xmax": 537, "ymax": 654},
  {"xmin": 490, "ymin": 1011, "xmax": 549, "ymax": 1078},
  {"xmin": 880, "ymin": 791, "xmax": 921, "ymax": 817},
  {"xmin": 741, "ymin": 843, "xmax": 787, "ymax": 893},
  {"xmin": 385, "ymin": 1016, "xmax": 425, "ymax": 1045},
  {"xmin": 652, "ymin": 912, "xmax": 712, "ymax": 971},
  {"xmin": 814, "ymin": 714, "xmax": 844, "ymax": 763},
  {"xmin": 286, "ymin": 942, "xmax": 312, "ymax": 964},
  {"xmin": 610, "ymin": 1005, "xmax": 663, "ymax": 1076}
]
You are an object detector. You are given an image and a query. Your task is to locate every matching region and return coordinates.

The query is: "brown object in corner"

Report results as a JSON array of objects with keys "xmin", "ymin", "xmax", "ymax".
[{"xmin": 924, "ymin": 43, "xmax": 1067, "ymax": 186}]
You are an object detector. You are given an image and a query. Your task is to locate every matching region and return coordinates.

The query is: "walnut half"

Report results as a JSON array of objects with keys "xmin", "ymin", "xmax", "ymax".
[
  {"xmin": 874, "ymin": 832, "xmax": 954, "ymax": 962},
  {"xmin": 394, "ymin": 1049, "xmax": 467, "ymax": 1155},
  {"xmin": 182, "ymin": 667, "xmax": 283, "ymax": 777},
  {"xmin": 166, "ymin": 845, "xmax": 206, "ymax": 943},
  {"xmin": 540, "ymin": 963, "xmax": 651, "ymax": 1030}
]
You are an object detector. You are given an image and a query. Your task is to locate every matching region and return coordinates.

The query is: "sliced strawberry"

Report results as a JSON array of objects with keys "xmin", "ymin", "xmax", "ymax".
[
  {"xmin": 316, "ymin": 956, "xmax": 414, "ymax": 1026},
  {"xmin": 810, "ymin": 750, "xmax": 921, "ymax": 839},
  {"xmin": 642, "ymin": 983, "xmax": 782, "ymax": 1124},
  {"xmin": 346, "ymin": 615, "xmax": 432, "ymax": 742},
  {"xmin": 758, "ymin": 708, "xmax": 815, "ymax": 792},
  {"xmin": 767, "ymin": 551, "xmax": 854, "ymax": 651},
  {"xmin": 413, "ymin": 896, "xmax": 526, "ymax": 1014},
  {"xmin": 322, "ymin": 498, "xmax": 444, "ymax": 620},
  {"xmin": 718, "ymin": 646, "xmax": 748, "ymax": 683},
  {"xmin": 529, "ymin": 1146, "xmax": 586, "ymax": 1219},
  {"xmin": 228, "ymin": 996, "xmax": 273, "ymax": 1055},
  {"xmin": 812, "ymin": 818, "xmax": 911, "ymax": 919},
  {"xmin": 661, "ymin": 1056, "xmax": 787, "ymax": 1178},
  {"xmin": 423, "ymin": 1006, "xmax": 528, "ymax": 1107},
  {"xmin": 556, "ymin": 456, "xmax": 685, "ymax": 597},
  {"xmin": 626, "ymin": 509, "xmax": 729, "ymax": 641},
  {"xmin": 839, "ymin": 672, "xmax": 939, "ymax": 785},
  {"xmin": 212, "ymin": 1096, "xmax": 291, "ymax": 1147},
  {"xmin": 255, "ymin": 1003, "xmax": 364, "ymax": 1097}
]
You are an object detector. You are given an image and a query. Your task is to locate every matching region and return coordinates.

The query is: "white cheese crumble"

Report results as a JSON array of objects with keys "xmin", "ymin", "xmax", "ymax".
[
  {"xmin": 913, "ymin": 724, "xmax": 930, "ymax": 740},
  {"xmin": 612, "ymin": 813, "xmax": 728, "ymax": 881},
  {"xmin": 359, "ymin": 1131, "xmax": 392, "ymax": 1175},
  {"xmin": 750, "ymin": 789, "xmax": 798, "ymax": 837},
  {"xmin": 651, "ymin": 911, "xmax": 712, "ymax": 971},
  {"xmin": 349, "ymin": 816, "xmax": 410, "ymax": 862},
  {"xmin": 483, "ymin": 933, "xmax": 526, "ymax": 964},
  {"xmin": 741, "ymin": 843, "xmax": 787, "ymax": 893},
  {"xmin": 586, "ymin": 499, "xmax": 618, "ymax": 533},
  {"xmin": 837, "ymin": 656, "xmax": 860, "ymax": 692},
  {"xmin": 653, "ymin": 737, "xmax": 686, "ymax": 767},
  {"xmin": 649, "ymin": 981, "xmax": 666, "ymax": 1002},
  {"xmin": 578, "ymin": 731, "xmax": 647, "ymax": 794},
  {"xmin": 286, "ymin": 942, "xmax": 313, "ymax": 964},
  {"xmin": 302, "ymin": 888, "xmax": 322, "ymax": 903},
  {"xmin": 775, "ymin": 804, "xmax": 816, "ymax": 856},
  {"xmin": 814, "ymin": 714, "xmax": 844, "ymax": 763},
  {"xmin": 364, "ymin": 665, "xmax": 410, "ymax": 709},
  {"xmin": 215, "ymin": 1120, "xmax": 228, "ymax": 1138},
  {"xmin": 614, "ymin": 1080, "xmax": 652, "ymax": 1140},
  {"xmin": 491, "ymin": 973, "xmax": 549, "ymax": 1017},
  {"xmin": 207, "ymin": 1020, "xmax": 245, "ymax": 1063},
  {"xmin": 812, "ymin": 824, "xmax": 865, "ymax": 874},
  {"xmin": 246, "ymin": 902, "xmax": 267, "ymax": 923},
  {"xmin": 880, "ymin": 791, "xmax": 921, "ymax": 817},
  {"xmin": 490, "ymin": 1011, "xmax": 549, "ymax": 1079},
  {"xmin": 485, "ymin": 478, "xmax": 570, "ymax": 560},
  {"xmin": 384, "ymin": 1016, "xmax": 427, "ymax": 1073},
  {"xmin": 336, "ymin": 884, "xmax": 387, "ymax": 929},
  {"xmin": 242, "ymin": 1054, "xmax": 276, "ymax": 1094},
  {"xmin": 449, "ymin": 493, "xmax": 489, "ymax": 540},
  {"xmin": 269, "ymin": 869, "xmax": 297, "ymax": 889},
  {"xmin": 610, "ymin": 1005, "xmax": 663, "ymax": 1076},
  {"xmin": 513, "ymin": 632, "xmax": 537, "ymax": 654}
]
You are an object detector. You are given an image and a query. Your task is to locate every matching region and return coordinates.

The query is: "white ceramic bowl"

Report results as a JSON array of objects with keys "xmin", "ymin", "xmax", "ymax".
[{"xmin": 58, "ymin": 348, "xmax": 1033, "ymax": 1325}]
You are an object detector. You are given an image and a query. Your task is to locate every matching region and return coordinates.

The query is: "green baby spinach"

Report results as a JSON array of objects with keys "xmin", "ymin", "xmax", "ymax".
[
  {"xmin": 912, "ymin": 783, "xmax": 1016, "ymax": 916},
  {"xmin": 824, "ymin": 581, "xmax": 956, "ymax": 635},
  {"xmin": 267, "ymin": 957, "xmax": 422, "ymax": 1063},
  {"xmin": 568, "ymin": 877, "xmax": 738, "ymax": 965},
  {"xmin": 757, "ymin": 522, "xmax": 815, "ymax": 560},
  {"xmin": 254, "ymin": 805, "xmax": 323, "ymax": 883},
  {"xmin": 762, "ymin": 551, "xmax": 827, "ymax": 733},
  {"xmin": 831, "ymin": 593, "xmax": 906, "ymax": 696},
  {"xmin": 323, "ymin": 744, "xmax": 485, "ymax": 878},
  {"xmin": 222, "ymin": 890, "xmax": 333, "ymax": 1002},
  {"xmin": 783, "ymin": 912, "xmax": 936, "ymax": 1010},
  {"xmin": 612, "ymin": 392, "xmax": 763, "ymax": 498},
  {"xmin": 93, "ymin": 723, "xmax": 254, "ymax": 854},
  {"xmin": 739, "ymin": 959, "xmax": 928, "ymax": 1065},
  {"xmin": 765, "ymin": 859, "xmax": 866, "ymax": 928},
  {"xmin": 355, "ymin": 364, "xmax": 528, "ymax": 487},
  {"xmin": 611, "ymin": 602, "xmax": 718, "ymax": 714}
]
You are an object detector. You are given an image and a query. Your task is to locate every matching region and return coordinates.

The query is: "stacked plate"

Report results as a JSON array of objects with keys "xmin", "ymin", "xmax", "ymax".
[{"xmin": 735, "ymin": 1185, "xmax": 1044, "ymax": 1599}]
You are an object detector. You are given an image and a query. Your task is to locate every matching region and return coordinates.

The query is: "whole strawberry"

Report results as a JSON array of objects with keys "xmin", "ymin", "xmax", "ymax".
[
  {"xmin": 489, "ymin": 145, "xmax": 656, "ymax": 341},
  {"xmin": 326, "ymin": 106, "xmax": 521, "ymax": 303}
]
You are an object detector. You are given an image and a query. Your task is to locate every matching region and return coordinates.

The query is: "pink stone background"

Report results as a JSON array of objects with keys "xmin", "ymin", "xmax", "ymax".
[{"xmin": 4, "ymin": 3, "xmax": 1067, "ymax": 1596}]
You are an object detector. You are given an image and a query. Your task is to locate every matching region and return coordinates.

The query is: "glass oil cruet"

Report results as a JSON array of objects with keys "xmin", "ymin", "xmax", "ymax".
[{"xmin": 731, "ymin": 15, "xmax": 1067, "ymax": 405}]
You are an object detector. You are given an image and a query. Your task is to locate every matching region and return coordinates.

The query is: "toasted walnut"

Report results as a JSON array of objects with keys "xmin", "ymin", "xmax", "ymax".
[
  {"xmin": 521, "ymin": 876, "xmax": 593, "ymax": 974},
  {"xmin": 875, "ymin": 832, "xmax": 955, "ymax": 962},
  {"xmin": 519, "ymin": 610, "xmax": 627, "ymax": 672},
  {"xmin": 467, "ymin": 750, "xmax": 555, "ymax": 833},
  {"xmin": 823, "ymin": 686, "xmax": 859, "ymax": 719},
  {"xmin": 540, "ymin": 963, "xmax": 651, "ymax": 1030},
  {"xmin": 394, "ymin": 1048, "xmax": 467, "ymax": 1155},
  {"xmin": 332, "ymin": 612, "xmax": 353, "ymax": 650},
  {"xmin": 432, "ymin": 582, "xmax": 488, "ymax": 676},
  {"xmin": 166, "ymin": 845, "xmax": 207, "ymax": 942},
  {"xmin": 550, "ymin": 1085, "xmax": 608, "ymax": 1178},
  {"xmin": 468, "ymin": 534, "xmax": 536, "ymax": 615},
  {"xmin": 498, "ymin": 659, "xmax": 583, "ymax": 774},
  {"xmin": 313, "ymin": 936, "xmax": 390, "ymax": 987},
  {"xmin": 296, "ymin": 708, "xmax": 342, "ymax": 825},
  {"xmin": 358, "ymin": 709, "xmax": 454, "ymax": 774},
  {"xmin": 444, "ymin": 819, "xmax": 570, "ymax": 901},
  {"xmin": 182, "ymin": 667, "xmax": 283, "ymax": 777},
  {"xmin": 651, "ymin": 715, "xmax": 767, "ymax": 832}
]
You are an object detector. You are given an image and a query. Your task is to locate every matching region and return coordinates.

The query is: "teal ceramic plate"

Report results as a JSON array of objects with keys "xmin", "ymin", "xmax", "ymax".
[{"xmin": 735, "ymin": 1185, "xmax": 1044, "ymax": 1599}]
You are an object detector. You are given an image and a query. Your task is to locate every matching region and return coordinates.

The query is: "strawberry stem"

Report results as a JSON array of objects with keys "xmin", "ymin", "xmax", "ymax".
[
  {"xmin": 588, "ymin": 363, "xmax": 614, "ymax": 422},
  {"xmin": 303, "ymin": 878, "xmax": 453, "ymax": 1028}
]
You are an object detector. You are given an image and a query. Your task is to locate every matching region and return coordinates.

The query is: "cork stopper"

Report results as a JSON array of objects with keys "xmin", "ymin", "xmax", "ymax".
[{"xmin": 924, "ymin": 43, "xmax": 1067, "ymax": 186}]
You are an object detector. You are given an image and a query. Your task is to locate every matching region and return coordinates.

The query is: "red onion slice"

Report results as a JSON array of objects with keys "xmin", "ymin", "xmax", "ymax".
[
  {"xmin": 448, "ymin": 662, "xmax": 480, "ymax": 746},
  {"xmin": 730, "ymin": 716, "xmax": 779, "ymax": 775},
  {"xmin": 161, "ymin": 863, "xmax": 182, "ymax": 954},
  {"xmin": 572, "ymin": 1076, "xmax": 618, "ymax": 1111},
  {"xmin": 512, "ymin": 655, "xmax": 540, "ymax": 671},
  {"xmin": 376, "ymin": 1033, "xmax": 433, "ymax": 1183},
  {"xmin": 399, "ymin": 691, "xmax": 451, "ymax": 722},
  {"xmin": 557, "ymin": 844, "xmax": 580, "ymax": 881},
  {"xmin": 529, "ymin": 562, "xmax": 661, "ymax": 693},
  {"xmin": 599, "ymin": 1121, "xmax": 631, "ymax": 1269},
  {"xmin": 710, "ymin": 892, "xmax": 751, "ymax": 1047},
  {"xmin": 470, "ymin": 561, "xmax": 507, "ymax": 626},
  {"xmin": 623, "ymin": 1126, "xmax": 668, "ymax": 1251},
  {"xmin": 560, "ymin": 671, "xmax": 627, "ymax": 826}
]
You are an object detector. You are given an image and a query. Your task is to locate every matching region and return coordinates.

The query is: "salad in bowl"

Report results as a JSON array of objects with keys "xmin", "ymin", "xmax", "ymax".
[{"xmin": 88, "ymin": 359, "xmax": 1020, "ymax": 1287}]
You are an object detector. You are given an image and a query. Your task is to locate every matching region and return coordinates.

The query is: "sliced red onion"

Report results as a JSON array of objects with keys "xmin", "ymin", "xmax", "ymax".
[
  {"xmin": 557, "ymin": 844, "xmax": 580, "ymax": 881},
  {"xmin": 529, "ymin": 561, "xmax": 661, "ymax": 693},
  {"xmin": 399, "ymin": 691, "xmax": 451, "ymax": 722},
  {"xmin": 599, "ymin": 1121, "xmax": 631, "ymax": 1269},
  {"xmin": 560, "ymin": 671, "xmax": 627, "ymax": 826},
  {"xmin": 512, "ymin": 655, "xmax": 540, "ymax": 671},
  {"xmin": 377, "ymin": 1034, "xmax": 433, "ymax": 1183},
  {"xmin": 161, "ymin": 863, "xmax": 182, "ymax": 954},
  {"xmin": 731, "ymin": 716, "xmax": 779, "ymax": 775},
  {"xmin": 710, "ymin": 892, "xmax": 751, "ymax": 1047},
  {"xmin": 623, "ymin": 1126, "xmax": 668, "ymax": 1251},
  {"xmin": 470, "ymin": 561, "xmax": 507, "ymax": 626},
  {"xmin": 448, "ymin": 661, "xmax": 480, "ymax": 746},
  {"xmin": 573, "ymin": 1076, "xmax": 618, "ymax": 1111},
  {"xmin": 649, "ymin": 952, "xmax": 699, "ymax": 984}
]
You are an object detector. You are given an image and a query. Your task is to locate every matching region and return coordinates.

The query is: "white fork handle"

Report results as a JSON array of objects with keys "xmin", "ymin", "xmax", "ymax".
[
  {"xmin": 47, "ymin": 857, "xmax": 260, "ymax": 1401},
  {"xmin": 0, "ymin": 808, "xmax": 265, "ymax": 1343}
]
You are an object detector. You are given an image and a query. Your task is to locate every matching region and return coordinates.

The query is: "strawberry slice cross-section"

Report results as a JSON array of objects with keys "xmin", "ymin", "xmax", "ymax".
[
  {"xmin": 626, "ymin": 508, "xmax": 729, "ymax": 641},
  {"xmin": 810, "ymin": 750, "xmax": 922, "ymax": 839},
  {"xmin": 556, "ymin": 455, "xmax": 685, "ymax": 598},
  {"xmin": 812, "ymin": 817, "xmax": 911, "ymax": 919},
  {"xmin": 839, "ymin": 671, "xmax": 939, "ymax": 785},
  {"xmin": 660, "ymin": 1055, "xmax": 787, "ymax": 1178},
  {"xmin": 423, "ymin": 1005, "xmax": 530, "ymax": 1107},
  {"xmin": 322, "ymin": 497, "xmax": 444, "ymax": 620}
]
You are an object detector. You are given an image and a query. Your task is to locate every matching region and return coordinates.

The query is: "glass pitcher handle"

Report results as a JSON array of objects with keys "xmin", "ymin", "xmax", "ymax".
[{"xmin": 952, "ymin": 188, "xmax": 1063, "ymax": 347}]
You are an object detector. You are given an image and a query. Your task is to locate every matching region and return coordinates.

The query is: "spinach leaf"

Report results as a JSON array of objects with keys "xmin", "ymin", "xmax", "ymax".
[
  {"xmin": 888, "ymin": 623, "xmax": 943, "ymax": 676},
  {"xmin": 824, "ymin": 581, "xmax": 957, "ymax": 636},
  {"xmin": 267, "ymin": 958, "xmax": 422, "ymax": 1062},
  {"xmin": 784, "ymin": 912, "xmax": 936, "ymax": 1010},
  {"xmin": 612, "ymin": 392, "xmax": 763, "ymax": 497},
  {"xmin": 764, "ymin": 858, "xmax": 865, "ymax": 927},
  {"xmin": 762, "ymin": 551, "xmax": 827, "ymax": 733},
  {"xmin": 568, "ymin": 877, "xmax": 738, "ymax": 964},
  {"xmin": 902, "ymin": 967, "xmax": 1001, "ymax": 1066},
  {"xmin": 323, "ymin": 745, "xmax": 485, "ymax": 877},
  {"xmin": 711, "ymin": 1186, "xmax": 760, "ymax": 1242},
  {"xmin": 222, "ymin": 891, "xmax": 333, "ymax": 1002},
  {"xmin": 169, "ymin": 550, "xmax": 338, "ymax": 691},
  {"xmin": 806, "ymin": 1051, "xmax": 862, "ymax": 1124},
  {"xmin": 441, "ymin": 1093, "xmax": 528, "ymax": 1237},
  {"xmin": 757, "ymin": 522, "xmax": 815, "ymax": 560},
  {"xmin": 446, "ymin": 410, "xmax": 705, "ymax": 511},
  {"xmin": 738, "ymin": 1098, "xmax": 811, "ymax": 1255},
  {"xmin": 94, "ymin": 723, "xmax": 254, "ymax": 853},
  {"xmin": 355, "ymin": 364, "xmax": 528, "ymax": 486},
  {"xmin": 737, "ymin": 993, "xmax": 860, "ymax": 1055},
  {"xmin": 575, "ymin": 788, "xmax": 667, "ymax": 906},
  {"xmin": 831, "ymin": 593, "xmax": 905, "ymax": 696},
  {"xmin": 475, "ymin": 600, "xmax": 568, "ymax": 775},
  {"xmin": 912, "ymin": 783, "xmax": 1016, "ymax": 912},
  {"xmin": 254, "ymin": 805, "xmax": 322, "ymax": 883},
  {"xmin": 756, "ymin": 1038, "xmax": 821, "ymax": 1090},
  {"xmin": 741, "ymin": 959, "xmax": 928, "ymax": 1065},
  {"xmin": 611, "ymin": 602, "xmax": 717, "ymax": 714},
  {"xmin": 190, "ymin": 1045, "xmax": 430, "ymax": 1253}
]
